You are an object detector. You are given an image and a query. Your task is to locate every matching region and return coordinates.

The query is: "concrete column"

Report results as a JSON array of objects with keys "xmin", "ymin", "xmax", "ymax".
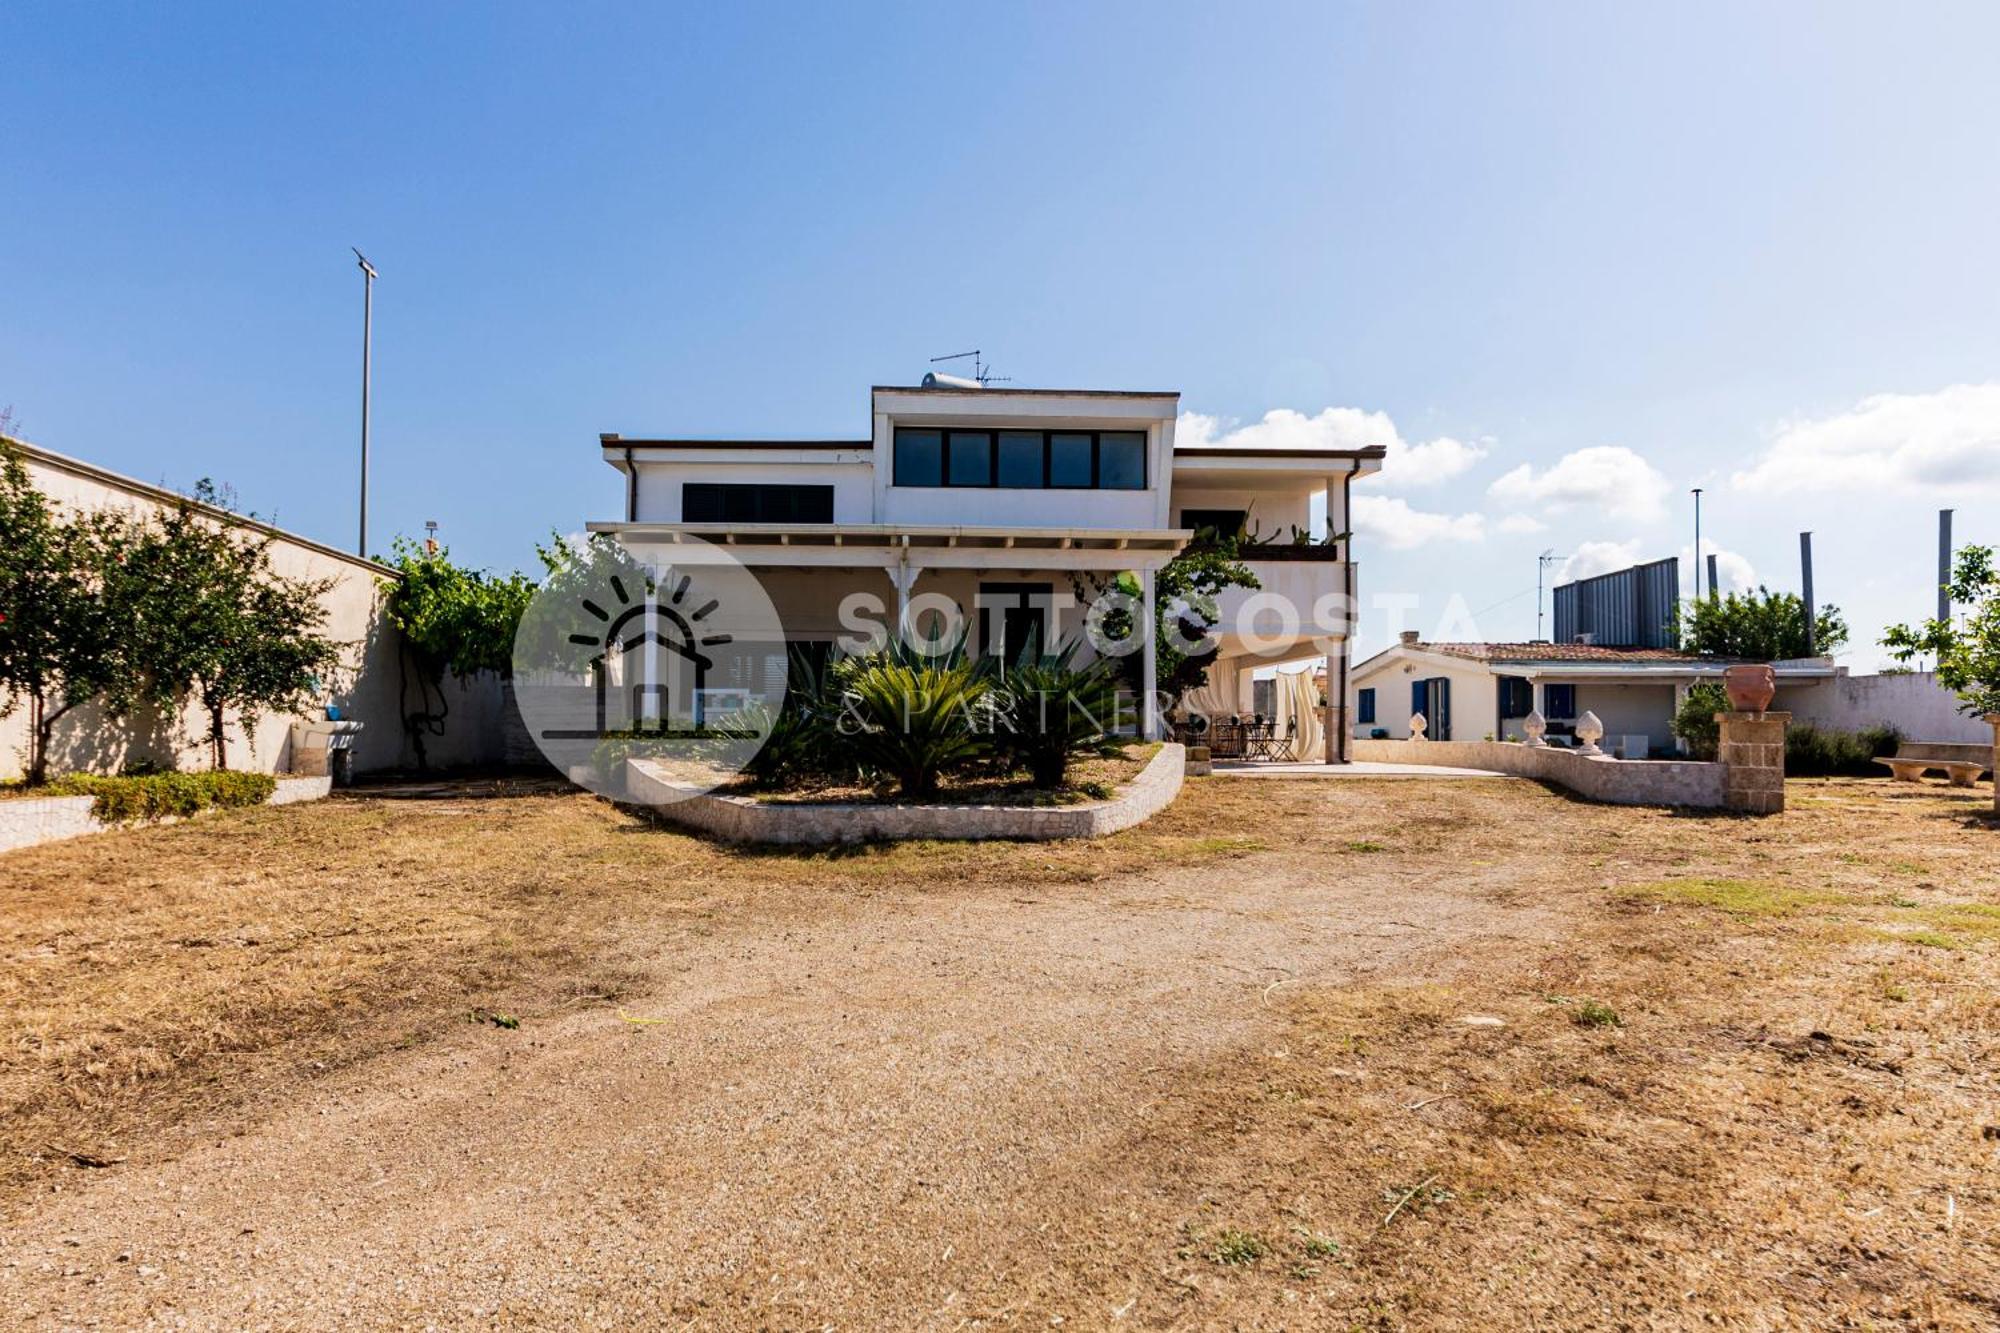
[
  {"xmin": 1140, "ymin": 567, "xmax": 1160, "ymax": 740},
  {"xmin": 1718, "ymin": 710, "xmax": 1789, "ymax": 815}
]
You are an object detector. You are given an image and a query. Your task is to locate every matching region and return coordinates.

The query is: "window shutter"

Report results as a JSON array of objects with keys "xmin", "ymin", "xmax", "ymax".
[{"xmin": 1436, "ymin": 678, "xmax": 1451, "ymax": 741}]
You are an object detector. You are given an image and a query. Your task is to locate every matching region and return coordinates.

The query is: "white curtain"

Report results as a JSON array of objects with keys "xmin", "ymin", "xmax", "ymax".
[
  {"xmin": 1176, "ymin": 680, "xmax": 1233, "ymax": 720},
  {"xmin": 1277, "ymin": 668, "xmax": 1325, "ymax": 762}
]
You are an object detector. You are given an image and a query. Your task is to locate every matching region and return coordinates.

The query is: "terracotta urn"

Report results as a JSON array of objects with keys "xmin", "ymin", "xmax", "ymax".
[{"xmin": 1723, "ymin": 663, "xmax": 1777, "ymax": 713}]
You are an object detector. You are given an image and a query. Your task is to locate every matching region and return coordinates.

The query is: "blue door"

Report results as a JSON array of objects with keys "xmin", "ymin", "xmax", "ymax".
[{"xmin": 1410, "ymin": 677, "xmax": 1452, "ymax": 740}]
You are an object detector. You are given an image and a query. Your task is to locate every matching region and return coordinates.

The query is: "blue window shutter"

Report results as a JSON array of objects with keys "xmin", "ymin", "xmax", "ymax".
[
  {"xmin": 1358, "ymin": 688, "xmax": 1375, "ymax": 724},
  {"xmin": 1411, "ymin": 680, "xmax": 1428, "ymax": 722}
]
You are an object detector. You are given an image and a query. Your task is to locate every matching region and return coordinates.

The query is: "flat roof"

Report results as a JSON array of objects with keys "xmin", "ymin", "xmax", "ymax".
[
  {"xmin": 871, "ymin": 385, "xmax": 1180, "ymax": 398},
  {"xmin": 1174, "ymin": 445, "xmax": 1388, "ymax": 461},
  {"xmin": 601, "ymin": 436, "xmax": 871, "ymax": 451}
]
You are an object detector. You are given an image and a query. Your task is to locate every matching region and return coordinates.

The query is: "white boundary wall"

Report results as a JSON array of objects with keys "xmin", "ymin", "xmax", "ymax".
[
  {"xmin": 1777, "ymin": 671, "xmax": 1990, "ymax": 744},
  {"xmin": 624, "ymin": 744, "xmax": 1186, "ymax": 845},
  {"xmin": 1, "ymin": 439, "xmax": 506, "ymax": 778}
]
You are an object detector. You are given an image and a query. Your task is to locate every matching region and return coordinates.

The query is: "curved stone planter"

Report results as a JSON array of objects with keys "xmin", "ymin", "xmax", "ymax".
[{"xmin": 624, "ymin": 744, "xmax": 1186, "ymax": 846}]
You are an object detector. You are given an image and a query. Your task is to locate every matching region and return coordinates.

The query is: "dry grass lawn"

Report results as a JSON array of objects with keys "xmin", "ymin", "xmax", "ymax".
[{"xmin": 1, "ymin": 771, "xmax": 1996, "ymax": 1327}]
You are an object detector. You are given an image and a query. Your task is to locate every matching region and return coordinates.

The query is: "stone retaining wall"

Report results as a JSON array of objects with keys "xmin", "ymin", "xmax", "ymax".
[
  {"xmin": 625, "ymin": 744, "xmax": 1186, "ymax": 845},
  {"xmin": 0, "ymin": 775, "xmax": 334, "ymax": 855},
  {"xmin": 1353, "ymin": 738, "xmax": 1727, "ymax": 808},
  {"xmin": 0, "ymin": 794, "xmax": 99, "ymax": 854}
]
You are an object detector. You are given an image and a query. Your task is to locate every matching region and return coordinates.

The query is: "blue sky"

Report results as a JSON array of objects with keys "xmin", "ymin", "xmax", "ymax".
[{"xmin": 5, "ymin": 2, "xmax": 1996, "ymax": 664}]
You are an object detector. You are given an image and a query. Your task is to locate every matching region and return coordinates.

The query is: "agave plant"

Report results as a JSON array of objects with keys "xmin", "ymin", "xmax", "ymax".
[
  {"xmin": 994, "ymin": 645, "xmax": 1129, "ymax": 789},
  {"xmin": 834, "ymin": 644, "xmax": 995, "ymax": 798},
  {"xmin": 738, "ymin": 644, "xmax": 843, "ymax": 789}
]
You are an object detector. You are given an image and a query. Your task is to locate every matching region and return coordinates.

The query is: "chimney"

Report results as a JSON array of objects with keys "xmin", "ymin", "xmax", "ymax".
[
  {"xmin": 1800, "ymin": 532, "xmax": 1815, "ymax": 655},
  {"xmin": 1939, "ymin": 509, "xmax": 1954, "ymax": 622},
  {"xmin": 1399, "ymin": 630, "xmax": 1421, "ymax": 646}
]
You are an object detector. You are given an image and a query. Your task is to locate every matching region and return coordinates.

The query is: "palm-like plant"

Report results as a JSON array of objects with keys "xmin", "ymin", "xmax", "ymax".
[
  {"xmin": 995, "ymin": 646, "xmax": 1129, "ymax": 789},
  {"xmin": 835, "ymin": 645, "xmax": 995, "ymax": 798}
]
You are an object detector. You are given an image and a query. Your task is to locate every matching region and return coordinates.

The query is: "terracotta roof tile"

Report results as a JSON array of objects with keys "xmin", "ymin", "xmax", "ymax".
[{"xmin": 1419, "ymin": 642, "xmax": 1705, "ymax": 663}]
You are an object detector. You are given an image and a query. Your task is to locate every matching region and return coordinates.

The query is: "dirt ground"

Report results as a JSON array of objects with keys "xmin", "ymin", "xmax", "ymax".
[{"xmin": 1, "ymin": 773, "xmax": 1996, "ymax": 1328}]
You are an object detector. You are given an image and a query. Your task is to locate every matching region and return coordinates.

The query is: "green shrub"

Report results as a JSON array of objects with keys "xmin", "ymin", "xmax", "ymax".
[
  {"xmin": 993, "ymin": 647, "xmax": 1128, "ymax": 789},
  {"xmin": 47, "ymin": 770, "xmax": 277, "ymax": 823},
  {"xmin": 833, "ymin": 646, "xmax": 995, "ymax": 798},
  {"xmin": 1669, "ymin": 681, "xmax": 1729, "ymax": 759},
  {"xmin": 1785, "ymin": 722, "xmax": 1902, "ymax": 777}
]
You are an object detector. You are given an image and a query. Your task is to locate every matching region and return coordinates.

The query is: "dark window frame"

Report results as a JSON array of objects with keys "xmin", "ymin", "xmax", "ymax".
[
  {"xmin": 681, "ymin": 482, "xmax": 835, "ymax": 524},
  {"xmin": 1542, "ymin": 683, "xmax": 1577, "ymax": 720},
  {"xmin": 1356, "ymin": 687, "xmax": 1376, "ymax": 725},
  {"xmin": 891, "ymin": 426, "xmax": 1148, "ymax": 491}
]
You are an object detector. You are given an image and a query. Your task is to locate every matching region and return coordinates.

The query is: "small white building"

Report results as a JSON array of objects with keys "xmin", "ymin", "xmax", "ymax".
[
  {"xmin": 1345, "ymin": 633, "xmax": 1839, "ymax": 758},
  {"xmin": 591, "ymin": 379, "xmax": 1382, "ymax": 755}
]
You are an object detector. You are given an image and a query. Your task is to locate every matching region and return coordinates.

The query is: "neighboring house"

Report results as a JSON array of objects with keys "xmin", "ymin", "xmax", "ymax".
[
  {"xmin": 591, "ymin": 379, "xmax": 1383, "ymax": 755},
  {"xmin": 1345, "ymin": 633, "xmax": 1840, "ymax": 757}
]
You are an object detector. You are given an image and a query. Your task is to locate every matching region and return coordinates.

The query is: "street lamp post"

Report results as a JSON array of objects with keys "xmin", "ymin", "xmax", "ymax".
[{"xmin": 353, "ymin": 248, "xmax": 377, "ymax": 558}]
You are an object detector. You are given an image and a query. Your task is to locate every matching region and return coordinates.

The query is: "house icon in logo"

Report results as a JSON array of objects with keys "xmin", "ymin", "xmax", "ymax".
[{"xmin": 543, "ymin": 570, "xmax": 739, "ymax": 739}]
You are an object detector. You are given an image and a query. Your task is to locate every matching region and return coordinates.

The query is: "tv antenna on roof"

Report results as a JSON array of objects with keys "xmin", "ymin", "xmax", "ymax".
[
  {"xmin": 1536, "ymin": 548, "xmax": 1569, "ymax": 640},
  {"xmin": 928, "ymin": 349, "xmax": 1011, "ymax": 386}
]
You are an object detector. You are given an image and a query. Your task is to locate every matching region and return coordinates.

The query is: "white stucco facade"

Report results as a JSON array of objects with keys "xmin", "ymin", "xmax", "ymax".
[{"xmin": 596, "ymin": 383, "xmax": 1383, "ymax": 755}]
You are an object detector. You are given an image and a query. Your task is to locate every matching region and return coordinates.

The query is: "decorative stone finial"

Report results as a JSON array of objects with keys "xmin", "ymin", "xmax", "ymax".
[
  {"xmin": 1409, "ymin": 711, "xmax": 1428, "ymax": 741},
  {"xmin": 1575, "ymin": 709, "xmax": 1605, "ymax": 756},
  {"xmin": 1523, "ymin": 708, "xmax": 1547, "ymax": 748}
]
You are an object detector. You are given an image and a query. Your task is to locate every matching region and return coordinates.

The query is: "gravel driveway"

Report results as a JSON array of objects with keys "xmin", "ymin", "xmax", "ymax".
[{"xmin": 1, "ymin": 806, "xmax": 1560, "ymax": 1327}]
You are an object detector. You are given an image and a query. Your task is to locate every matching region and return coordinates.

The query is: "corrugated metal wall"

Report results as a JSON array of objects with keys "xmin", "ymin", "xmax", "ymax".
[{"xmin": 1552, "ymin": 557, "xmax": 1680, "ymax": 648}]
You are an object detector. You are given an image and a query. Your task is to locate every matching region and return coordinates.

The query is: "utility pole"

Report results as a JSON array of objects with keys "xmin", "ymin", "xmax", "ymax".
[
  {"xmin": 353, "ymin": 248, "xmax": 377, "ymax": 558},
  {"xmin": 1691, "ymin": 487, "xmax": 1704, "ymax": 601}
]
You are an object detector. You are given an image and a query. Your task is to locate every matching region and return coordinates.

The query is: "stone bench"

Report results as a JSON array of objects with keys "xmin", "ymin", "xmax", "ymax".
[{"xmin": 1874, "ymin": 741, "xmax": 1993, "ymax": 786}]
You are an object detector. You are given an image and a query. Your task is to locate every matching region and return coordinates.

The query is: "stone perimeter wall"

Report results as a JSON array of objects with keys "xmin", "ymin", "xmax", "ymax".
[
  {"xmin": 1354, "ymin": 737, "xmax": 1728, "ymax": 808},
  {"xmin": 624, "ymin": 744, "xmax": 1186, "ymax": 845},
  {"xmin": 0, "ymin": 776, "xmax": 332, "ymax": 855}
]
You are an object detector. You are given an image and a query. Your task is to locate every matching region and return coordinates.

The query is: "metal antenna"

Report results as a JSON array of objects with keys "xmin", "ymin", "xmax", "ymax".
[
  {"xmin": 1536, "ymin": 549, "xmax": 1568, "ymax": 640},
  {"xmin": 929, "ymin": 349, "xmax": 1011, "ymax": 385}
]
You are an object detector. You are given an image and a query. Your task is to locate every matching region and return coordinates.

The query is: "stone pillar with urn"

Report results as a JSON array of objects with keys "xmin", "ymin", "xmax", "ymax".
[
  {"xmin": 1718, "ymin": 663, "xmax": 1788, "ymax": 816},
  {"xmin": 1989, "ymin": 715, "xmax": 2000, "ymax": 816}
]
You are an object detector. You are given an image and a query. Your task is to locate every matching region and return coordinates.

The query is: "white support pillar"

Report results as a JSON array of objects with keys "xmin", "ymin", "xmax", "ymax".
[
  {"xmin": 1140, "ymin": 566, "xmax": 1160, "ymax": 740},
  {"xmin": 887, "ymin": 559, "xmax": 921, "ymax": 649}
]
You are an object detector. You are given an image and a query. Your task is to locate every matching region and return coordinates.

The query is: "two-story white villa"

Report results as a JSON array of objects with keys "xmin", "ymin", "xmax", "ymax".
[{"xmin": 587, "ymin": 379, "xmax": 1382, "ymax": 759}]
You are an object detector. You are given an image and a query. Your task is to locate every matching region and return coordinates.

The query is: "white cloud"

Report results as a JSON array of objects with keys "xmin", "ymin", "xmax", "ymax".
[
  {"xmin": 1487, "ymin": 445, "xmax": 1670, "ymax": 521},
  {"xmin": 1350, "ymin": 494, "xmax": 1486, "ymax": 551},
  {"xmin": 1496, "ymin": 513, "xmax": 1547, "ymax": 535},
  {"xmin": 1679, "ymin": 540, "xmax": 1757, "ymax": 596},
  {"xmin": 1177, "ymin": 407, "xmax": 1487, "ymax": 490},
  {"xmin": 1732, "ymin": 382, "xmax": 2000, "ymax": 495},
  {"xmin": 1559, "ymin": 539, "xmax": 1643, "ymax": 582},
  {"xmin": 1557, "ymin": 537, "xmax": 1755, "ymax": 594}
]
